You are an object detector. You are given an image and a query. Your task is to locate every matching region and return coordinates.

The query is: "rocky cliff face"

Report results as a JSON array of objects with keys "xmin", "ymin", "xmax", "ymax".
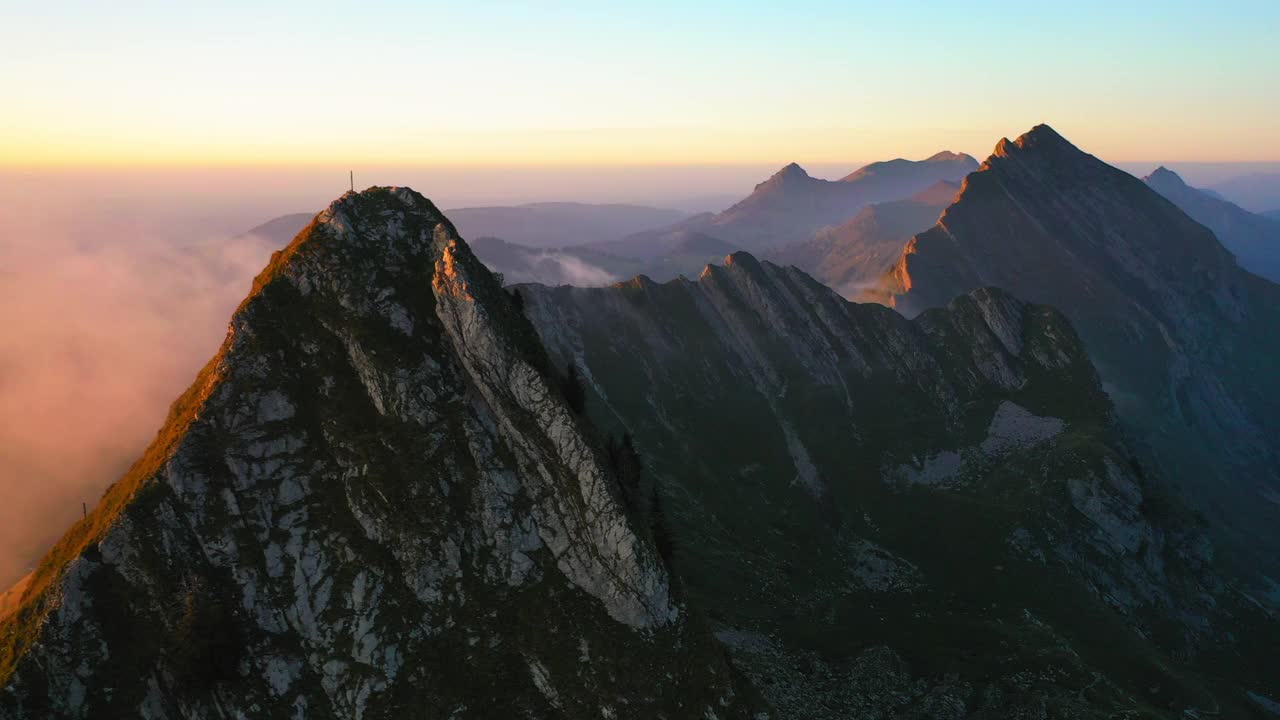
[
  {"xmin": 520, "ymin": 256, "xmax": 1280, "ymax": 718},
  {"xmin": 875, "ymin": 126, "xmax": 1280, "ymax": 581},
  {"xmin": 1144, "ymin": 166, "xmax": 1280, "ymax": 283},
  {"xmin": 0, "ymin": 188, "xmax": 763, "ymax": 719}
]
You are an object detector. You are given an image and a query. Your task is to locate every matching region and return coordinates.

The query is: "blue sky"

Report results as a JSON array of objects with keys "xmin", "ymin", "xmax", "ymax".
[{"xmin": 3, "ymin": 0, "xmax": 1277, "ymax": 164}]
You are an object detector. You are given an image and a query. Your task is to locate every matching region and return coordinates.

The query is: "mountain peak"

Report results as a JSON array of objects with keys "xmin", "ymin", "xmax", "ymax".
[
  {"xmin": 772, "ymin": 162, "xmax": 810, "ymax": 181},
  {"xmin": 1144, "ymin": 166, "xmax": 1188, "ymax": 188},
  {"xmin": 993, "ymin": 124, "xmax": 1073, "ymax": 159},
  {"xmin": 722, "ymin": 250, "xmax": 763, "ymax": 271}
]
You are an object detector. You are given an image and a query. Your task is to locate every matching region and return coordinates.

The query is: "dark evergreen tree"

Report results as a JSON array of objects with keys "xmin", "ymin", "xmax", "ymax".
[{"xmin": 560, "ymin": 362, "xmax": 586, "ymax": 414}]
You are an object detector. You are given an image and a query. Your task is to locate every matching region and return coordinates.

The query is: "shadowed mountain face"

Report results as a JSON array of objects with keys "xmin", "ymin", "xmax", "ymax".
[
  {"xmin": 0, "ymin": 189, "xmax": 762, "ymax": 719},
  {"xmin": 1144, "ymin": 167, "xmax": 1280, "ymax": 282},
  {"xmin": 520, "ymin": 255, "xmax": 1279, "ymax": 718},
  {"xmin": 616, "ymin": 153, "xmax": 978, "ymax": 256},
  {"xmin": 769, "ymin": 181, "xmax": 958, "ymax": 298},
  {"xmin": 875, "ymin": 126, "xmax": 1280, "ymax": 574},
  {"xmin": 1265, "ymin": 209, "xmax": 1280, "ymax": 221}
]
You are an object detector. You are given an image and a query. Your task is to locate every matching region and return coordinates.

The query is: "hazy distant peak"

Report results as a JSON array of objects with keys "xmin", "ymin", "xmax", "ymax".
[
  {"xmin": 1144, "ymin": 166, "xmax": 1188, "ymax": 188},
  {"xmin": 771, "ymin": 162, "xmax": 811, "ymax": 181},
  {"xmin": 841, "ymin": 152, "xmax": 978, "ymax": 183}
]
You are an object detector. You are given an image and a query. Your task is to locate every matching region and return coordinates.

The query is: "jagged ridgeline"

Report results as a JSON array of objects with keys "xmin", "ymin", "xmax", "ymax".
[
  {"xmin": 520, "ymin": 257, "xmax": 1280, "ymax": 718},
  {"xmin": 0, "ymin": 189, "xmax": 765, "ymax": 719}
]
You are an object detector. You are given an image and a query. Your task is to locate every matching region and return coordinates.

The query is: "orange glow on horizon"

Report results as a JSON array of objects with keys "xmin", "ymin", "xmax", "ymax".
[{"xmin": 5, "ymin": 123, "xmax": 1278, "ymax": 169}]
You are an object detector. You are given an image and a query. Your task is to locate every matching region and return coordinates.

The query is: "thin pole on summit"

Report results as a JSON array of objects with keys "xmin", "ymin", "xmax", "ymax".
[{"xmin": 350, "ymin": 171, "xmax": 354, "ymax": 192}]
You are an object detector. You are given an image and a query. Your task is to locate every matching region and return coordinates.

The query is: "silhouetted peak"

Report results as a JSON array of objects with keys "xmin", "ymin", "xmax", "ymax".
[
  {"xmin": 991, "ymin": 124, "xmax": 1080, "ymax": 161},
  {"xmin": 1144, "ymin": 166, "xmax": 1188, "ymax": 188},
  {"xmin": 771, "ymin": 162, "xmax": 810, "ymax": 181}
]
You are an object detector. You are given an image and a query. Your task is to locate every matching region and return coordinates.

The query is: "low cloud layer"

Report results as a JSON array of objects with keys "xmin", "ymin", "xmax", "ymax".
[
  {"xmin": 527, "ymin": 252, "xmax": 620, "ymax": 286},
  {"xmin": 0, "ymin": 198, "xmax": 284, "ymax": 588}
]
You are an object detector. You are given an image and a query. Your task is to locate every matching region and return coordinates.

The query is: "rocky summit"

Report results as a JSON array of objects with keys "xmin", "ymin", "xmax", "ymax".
[{"xmin": 0, "ymin": 188, "xmax": 762, "ymax": 719}]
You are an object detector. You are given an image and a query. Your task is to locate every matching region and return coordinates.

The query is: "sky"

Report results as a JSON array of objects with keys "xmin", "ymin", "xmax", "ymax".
[{"xmin": 3, "ymin": 0, "xmax": 1279, "ymax": 167}]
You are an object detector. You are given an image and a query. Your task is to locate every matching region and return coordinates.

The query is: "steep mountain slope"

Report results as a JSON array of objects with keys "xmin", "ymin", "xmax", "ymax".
[
  {"xmin": 616, "ymin": 153, "xmax": 977, "ymax": 255},
  {"xmin": 1144, "ymin": 167, "xmax": 1280, "ymax": 282},
  {"xmin": 521, "ymin": 256, "xmax": 1280, "ymax": 719},
  {"xmin": 770, "ymin": 181, "xmax": 958, "ymax": 298},
  {"xmin": 445, "ymin": 202, "xmax": 688, "ymax": 249},
  {"xmin": 876, "ymin": 125, "xmax": 1280, "ymax": 574},
  {"xmin": 0, "ymin": 188, "xmax": 762, "ymax": 719}
]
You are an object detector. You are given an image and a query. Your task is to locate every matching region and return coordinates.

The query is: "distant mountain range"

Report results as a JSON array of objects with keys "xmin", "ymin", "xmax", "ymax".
[
  {"xmin": 871, "ymin": 125, "xmax": 1280, "ymax": 574},
  {"xmin": 609, "ymin": 151, "xmax": 978, "ymax": 257},
  {"xmin": 238, "ymin": 154, "xmax": 978, "ymax": 289},
  {"xmin": 1144, "ymin": 166, "xmax": 1280, "ymax": 282}
]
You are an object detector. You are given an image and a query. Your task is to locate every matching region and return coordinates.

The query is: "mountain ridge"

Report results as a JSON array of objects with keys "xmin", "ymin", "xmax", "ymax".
[{"xmin": 519, "ymin": 251, "xmax": 1279, "ymax": 718}]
